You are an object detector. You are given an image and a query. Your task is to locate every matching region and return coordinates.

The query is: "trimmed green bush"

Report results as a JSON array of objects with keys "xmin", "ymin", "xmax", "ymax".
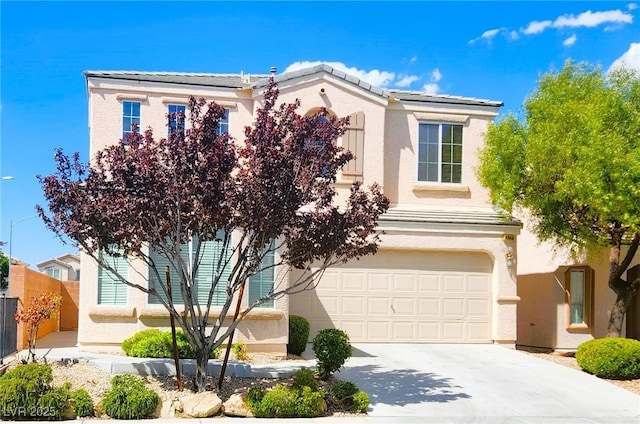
[
  {"xmin": 121, "ymin": 328, "xmax": 220, "ymax": 359},
  {"xmin": 331, "ymin": 380, "xmax": 358, "ymax": 400},
  {"xmin": 248, "ymin": 384, "xmax": 324, "ymax": 418},
  {"xmin": 576, "ymin": 337, "xmax": 640, "ymax": 379},
  {"xmin": 288, "ymin": 315, "xmax": 310, "ymax": 356},
  {"xmin": 0, "ymin": 363, "xmax": 76, "ymax": 420},
  {"xmin": 101, "ymin": 374, "xmax": 159, "ymax": 419},
  {"xmin": 352, "ymin": 391, "xmax": 369, "ymax": 413},
  {"xmin": 233, "ymin": 341, "xmax": 248, "ymax": 361},
  {"xmin": 292, "ymin": 367, "xmax": 318, "ymax": 392},
  {"xmin": 71, "ymin": 388, "xmax": 95, "ymax": 417},
  {"xmin": 312, "ymin": 328, "xmax": 352, "ymax": 380}
]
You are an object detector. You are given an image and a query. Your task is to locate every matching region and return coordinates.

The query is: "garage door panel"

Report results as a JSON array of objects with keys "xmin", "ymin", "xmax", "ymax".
[
  {"xmin": 391, "ymin": 297, "xmax": 415, "ymax": 316},
  {"xmin": 467, "ymin": 322, "xmax": 490, "ymax": 340},
  {"xmin": 291, "ymin": 251, "xmax": 492, "ymax": 343},
  {"xmin": 393, "ymin": 274, "xmax": 416, "ymax": 291},
  {"xmin": 392, "ymin": 322, "xmax": 416, "ymax": 339},
  {"xmin": 315, "ymin": 296, "xmax": 339, "ymax": 315},
  {"xmin": 341, "ymin": 321, "xmax": 366, "ymax": 340},
  {"xmin": 418, "ymin": 322, "xmax": 440, "ymax": 339},
  {"xmin": 368, "ymin": 273, "xmax": 391, "ymax": 291},
  {"xmin": 367, "ymin": 321, "xmax": 391, "ymax": 340},
  {"xmin": 467, "ymin": 275, "xmax": 490, "ymax": 294},
  {"xmin": 443, "ymin": 275, "xmax": 465, "ymax": 293},
  {"xmin": 467, "ymin": 298, "xmax": 490, "ymax": 318},
  {"xmin": 341, "ymin": 296, "xmax": 366, "ymax": 315},
  {"xmin": 418, "ymin": 298, "xmax": 441, "ymax": 316},
  {"xmin": 418, "ymin": 274, "xmax": 440, "ymax": 292},
  {"xmin": 342, "ymin": 272, "xmax": 365, "ymax": 290},
  {"xmin": 368, "ymin": 297, "xmax": 390, "ymax": 315},
  {"xmin": 443, "ymin": 322, "xmax": 464, "ymax": 340},
  {"xmin": 443, "ymin": 298, "xmax": 465, "ymax": 317}
]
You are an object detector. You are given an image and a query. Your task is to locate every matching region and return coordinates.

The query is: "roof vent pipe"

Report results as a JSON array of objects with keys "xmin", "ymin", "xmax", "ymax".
[{"xmin": 270, "ymin": 66, "xmax": 277, "ymax": 75}]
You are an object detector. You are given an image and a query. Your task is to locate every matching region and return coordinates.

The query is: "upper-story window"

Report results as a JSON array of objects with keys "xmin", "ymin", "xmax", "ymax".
[
  {"xmin": 418, "ymin": 123, "xmax": 463, "ymax": 184},
  {"xmin": 122, "ymin": 101, "xmax": 141, "ymax": 142},
  {"xmin": 168, "ymin": 104, "xmax": 186, "ymax": 135},
  {"xmin": 218, "ymin": 108, "xmax": 229, "ymax": 135},
  {"xmin": 45, "ymin": 267, "xmax": 61, "ymax": 279}
]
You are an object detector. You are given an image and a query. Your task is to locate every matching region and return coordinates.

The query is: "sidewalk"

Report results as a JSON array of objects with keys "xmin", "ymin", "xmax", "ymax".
[{"xmin": 7, "ymin": 330, "xmax": 315, "ymax": 379}]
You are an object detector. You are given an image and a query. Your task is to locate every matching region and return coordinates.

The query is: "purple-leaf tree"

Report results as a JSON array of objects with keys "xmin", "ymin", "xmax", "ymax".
[{"xmin": 37, "ymin": 79, "xmax": 389, "ymax": 392}]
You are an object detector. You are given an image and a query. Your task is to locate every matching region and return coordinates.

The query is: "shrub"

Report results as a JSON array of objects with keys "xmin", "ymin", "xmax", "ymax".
[
  {"xmin": 352, "ymin": 391, "xmax": 369, "ymax": 413},
  {"xmin": 312, "ymin": 328, "xmax": 352, "ymax": 380},
  {"xmin": 331, "ymin": 380, "xmax": 358, "ymax": 400},
  {"xmin": 249, "ymin": 384, "xmax": 323, "ymax": 418},
  {"xmin": 0, "ymin": 363, "xmax": 74, "ymax": 420},
  {"xmin": 292, "ymin": 367, "xmax": 318, "ymax": 392},
  {"xmin": 122, "ymin": 329, "xmax": 166, "ymax": 357},
  {"xmin": 71, "ymin": 388, "xmax": 95, "ymax": 417},
  {"xmin": 38, "ymin": 385, "xmax": 73, "ymax": 420},
  {"xmin": 576, "ymin": 337, "xmax": 640, "ymax": 380},
  {"xmin": 121, "ymin": 328, "xmax": 219, "ymax": 359},
  {"xmin": 101, "ymin": 374, "xmax": 159, "ymax": 419},
  {"xmin": 232, "ymin": 341, "xmax": 248, "ymax": 361},
  {"xmin": 288, "ymin": 315, "xmax": 310, "ymax": 356}
]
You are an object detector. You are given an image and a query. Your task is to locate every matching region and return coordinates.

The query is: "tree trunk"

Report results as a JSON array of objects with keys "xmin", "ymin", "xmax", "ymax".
[
  {"xmin": 607, "ymin": 290, "xmax": 633, "ymax": 337},
  {"xmin": 194, "ymin": 348, "xmax": 209, "ymax": 392}
]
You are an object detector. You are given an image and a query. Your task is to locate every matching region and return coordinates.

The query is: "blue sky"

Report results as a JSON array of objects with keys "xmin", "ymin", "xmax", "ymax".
[{"xmin": 1, "ymin": 1, "xmax": 639, "ymax": 267}]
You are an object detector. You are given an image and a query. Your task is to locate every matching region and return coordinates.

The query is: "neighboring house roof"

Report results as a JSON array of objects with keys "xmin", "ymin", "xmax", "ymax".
[
  {"xmin": 37, "ymin": 254, "xmax": 80, "ymax": 270},
  {"xmin": 84, "ymin": 64, "xmax": 503, "ymax": 108}
]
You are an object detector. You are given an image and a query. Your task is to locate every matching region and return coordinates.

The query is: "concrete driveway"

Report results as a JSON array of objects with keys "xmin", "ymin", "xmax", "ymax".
[{"xmin": 335, "ymin": 344, "xmax": 640, "ymax": 423}]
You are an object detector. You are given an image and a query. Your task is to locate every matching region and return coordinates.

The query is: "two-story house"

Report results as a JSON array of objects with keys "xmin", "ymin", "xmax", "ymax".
[
  {"xmin": 37, "ymin": 253, "xmax": 81, "ymax": 281},
  {"xmin": 80, "ymin": 64, "xmax": 521, "ymax": 354}
]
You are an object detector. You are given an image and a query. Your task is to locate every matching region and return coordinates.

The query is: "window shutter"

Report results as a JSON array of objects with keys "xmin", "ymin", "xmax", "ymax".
[
  {"xmin": 98, "ymin": 252, "xmax": 128, "ymax": 305},
  {"xmin": 148, "ymin": 248, "xmax": 188, "ymax": 305},
  {"xmin": 195, "ymin": 231, "xmax": 232, "ymax": 306},
  {"xmin": 342, "ymin": 112, "xmax": 364, "ymax": 182},
  {"xmin": 249, "ymin": 242, "xmax": 275, "ymax": 308}
]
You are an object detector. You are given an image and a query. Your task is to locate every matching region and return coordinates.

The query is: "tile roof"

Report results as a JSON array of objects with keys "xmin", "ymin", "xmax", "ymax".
[
  {"xmin": 84, "ymin": 65, "xmax": 503, "ymax": 108},
  {"xmin": 83, "ymin": 71, "xmax": 266, "ymax": 88}
]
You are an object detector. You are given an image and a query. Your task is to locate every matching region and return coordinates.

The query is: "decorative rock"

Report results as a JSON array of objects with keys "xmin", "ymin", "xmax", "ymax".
[
  {"xmin": 180, "ymin": 392, "xmax": 222, "ymax": 418},
  {"xmin": 222, "ymin": 393, "xmax": 254, "ymax": 417}
]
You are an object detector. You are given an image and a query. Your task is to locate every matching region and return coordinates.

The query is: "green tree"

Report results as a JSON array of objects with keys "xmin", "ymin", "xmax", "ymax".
[
  {"xmin": 478, "ymin": 61, "xmax": 640, "ymax": 338},
  {"xmin": 0, "ymin": 251, "xmax": 8, "ymax": 291}
]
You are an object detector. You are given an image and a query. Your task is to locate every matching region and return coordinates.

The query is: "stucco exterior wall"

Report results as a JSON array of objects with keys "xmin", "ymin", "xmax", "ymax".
[
  {"xmin": 80, "ymin": 69, "xmax": 513, "ymax": 352},
  {"xmin": 517, "ymin": 219, "xmax": 635, "ymax": 350}
]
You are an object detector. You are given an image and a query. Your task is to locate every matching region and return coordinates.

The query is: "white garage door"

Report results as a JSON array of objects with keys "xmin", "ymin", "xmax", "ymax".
[{"xmin": 290, "ymin": 250, "xmax": 492, "ymax": 343}]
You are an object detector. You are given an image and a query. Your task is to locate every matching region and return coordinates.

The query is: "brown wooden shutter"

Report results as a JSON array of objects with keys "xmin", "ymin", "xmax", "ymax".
[{"xmin": 342, "ymin": 112, "xmax": 364, "ymax": 182}]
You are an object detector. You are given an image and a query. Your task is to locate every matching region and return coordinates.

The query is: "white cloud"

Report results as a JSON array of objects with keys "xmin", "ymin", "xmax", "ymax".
[
  {"xmin": 609, "ymin": 42, "xmax": 640, "ymax": 72},
  {"xmin": 508, "ymin": 30, "xmax": 520, "ymax": 41},
  {"xmin": 422, "ymin": 83, "xmax": 440, "ymax": 94},
  {"xmin": 563, "ymin": 34, "xmax": 577, "ymax": 47},
  {"xmin": 284, "ymin": 61, "xmax": 395, "ymax": 87},
  {"xmin": 469, "ymin": 28, "xmax": 502, "ymax": 44},
  {"xmin": 431, "ymin": 68, "xmax": 442, "ymax": 82},
  {"xmin": 396, "ymin": 75, "xmax": 419, "ymax": 87},
  {"xmin": 522, "ymin": 20, "xmax": 552, "ymax": 35},
  {"xmin": 629, "ymin": 3, "xmax": 638, "ymax": 11},
  {"xmin": 553, "ymin": 9, "xmax": 633, "ymax": 28},
  {"xmin": 410, "ymin": 56, "xmax": 418, "ymax": 63}
]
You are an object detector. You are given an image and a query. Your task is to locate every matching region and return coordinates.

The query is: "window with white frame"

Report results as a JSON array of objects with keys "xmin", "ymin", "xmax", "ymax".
[
  {"xmin": 45, "ymin": 267, "xmax": 61, "ymax": 279},
  {"xmin": 417, "ymin": 123, "xmax": 463, "ymax": 184},
  {"xmin": 217, "ymin": 108, "xmax": 229, "ymax": 135},
  {"xmin": 565, "ymin": 266, "xmax": 593, "ymax": 328},
  {"xmin": 168, "ymin": 104, "xmax": 186, "ymax": 135},
  {"xmin": 122, "ymin": 101, "xmax": 141, "ymax": 142},
  {"xmin": 97, "ymin": 251, "xmax": 128, "ymax": 305}
]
